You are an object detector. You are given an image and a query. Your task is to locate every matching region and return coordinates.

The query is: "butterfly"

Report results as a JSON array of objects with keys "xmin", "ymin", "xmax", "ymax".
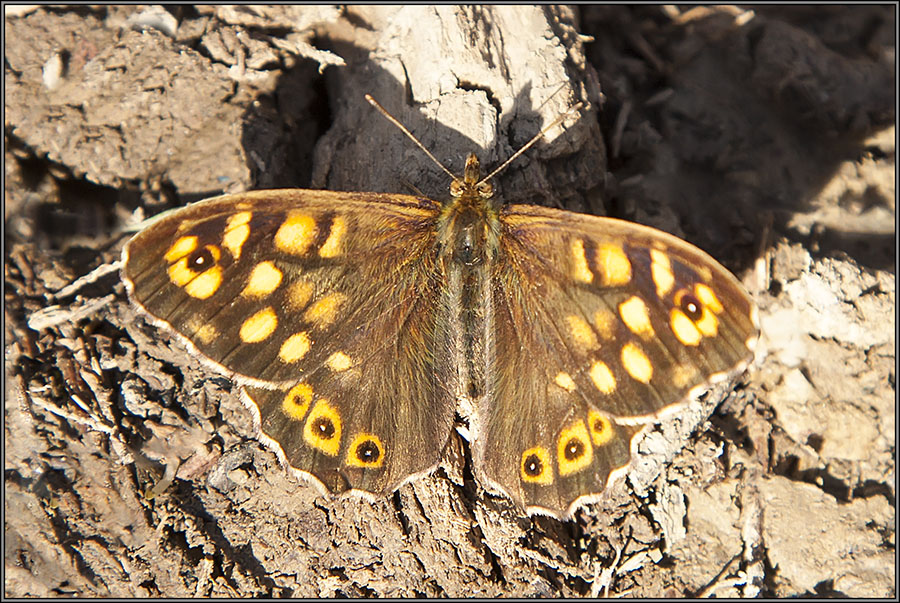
[{"xmin": 121, "ymin": 97, "xmax": 758, "ymax": 517}]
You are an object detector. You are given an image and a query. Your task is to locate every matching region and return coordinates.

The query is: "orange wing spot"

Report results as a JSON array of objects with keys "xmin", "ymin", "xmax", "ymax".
[
  {"xmin": 650, "ymin": 248, "xmax": 675, "ymax": 298},
  {"xmin": 597, "ymin": 243, "xmax": 632, "ymax": 286},
  {"xmin": 303, "ymin": 293, "xmax": 345, "ymax": 328},
  {"xmin": 345, "ymin": 433, "xmax": 385, "ymax": 468},
  {"xmin": 557, "ymin": 420, "xmax": 593, "ymax": 476},
  {"xmin": 274, "ymin": 212, "xmax": 317, "ymax": 255},
  {"xmin": 223, "ymin": 211, "xmax": 252, "ymax": 259},
  {"xmin": 239, "ymin": 307, "xmax": 278, "ymax": 343},
  {"xmin": 587, "ymin": 410, "xmax": 615, "ymax": 446},
  {"xmin": 279, "ymin": 331, "xmax": 311, "ymax": 363},
  {"xmin": 566, "ymin": 314, "xmax": 598, "ymax": 351},
  {"xmin": 670, "ymin": 309, "xmax": 702, "ymax": 345},
  {"xmin": 281, "ymin": 383, "xmax": 313, "ymax": 420},
  {"xmin": 286, "ymin": 280, "xmax": 315, "ymax": 310},
  {"xmin": 326, "ymin": 351, "xmax": 352, "ymax": 372},
  {"xmin": 319, "ymin": 216, "xmax": 346, "ymax": 258},
  {"xmin": 593, "ymin": 308, "xmax": 616, "ymax": 340},
  {"xmin": 589, "ymin": 361, "xmax": 616, "ymax": 394},
  {"xmin": 621, "ymin": 342, "xmax": 653, "ymax": 383},
  {"xmin": 554, "ymin": 372, "xmax": 577, "ymax": 392},
  {"xmin": 241, "ymin": 261, "xmax": 283, "ymax": 298},
  {"xmin": 165, "ymin": 236, "xmax": 198, "ymax": 263},
  {"xmin": 695, "ymin": 283, "xmax": 724, "ymax": 314},
  {"xmin": 618, "ymin": 296, "xmax": 655, "ymax": 338},
  {"xmin": 520, "ymin": 446, "xmax": 553, "ymax": 485},
  {"xmin": 303, "ymin": 399, "xmax": 342, "ymax": 456},
  {"xmin": 183, "ymin": 265, "xmax": 223, "ymax": 299},
  {"xmin": 695, "ymin": 307, "xmax": 719, "ymax": 337},
  {"xmin": 570, "ymin": 239, "xmax": 594, "ymax": 283}
]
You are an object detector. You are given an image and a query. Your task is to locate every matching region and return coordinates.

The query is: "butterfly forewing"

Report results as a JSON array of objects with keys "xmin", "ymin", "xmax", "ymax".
[
  {"xmin": 472, "ymin": 204, "xmax": 758, "ymax": 515},
  {"xmin": 123, "ymin": 189, "xmax": 456, "ymax": 494}
]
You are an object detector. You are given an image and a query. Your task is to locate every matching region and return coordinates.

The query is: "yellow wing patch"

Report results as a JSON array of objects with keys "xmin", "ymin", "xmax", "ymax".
[
  {"xmin": 240, "ymin": 307, "xmax": 278, "ymax": 343},
  {"xmin": 281, "ymin": 383, "xmax": 313, "ymax": 420},
  {"xmin": 286, "ymin": 280, "xmax": 315, "ymax": 310},
  {"xmin": 621, "ymin": 341, "xmax": 653, "ymax": 383},
  {"xmin": 303, "ymin": 399, "xmax": 342, "ymax": 456},
  {"xmin": 241, "ymin": 261, "xmax": 283, "ymax": 298},
  {"xmin": 618, "ymin": 296, "xmax": 655, "ymax": 338},
  {"xmin": 570, "ymin": 239, "xmax": 593, "ymax": 283},
  {"xmin": 345, "ymin": 433, "xmax": 385, "ymax": 468},
  {"xmin": 671, "ymin": 309, "xmax": 702, "ymax": 345},
  {"xmin": 587, "ymin": 411, "xmax": 615, "ymax": 446},
  {"xmin": 326, "ymin": 351, "xmax": 352, "ymax": 372},
  {"xmin": 274, "ymin": 212, "xmax": 317, "ymax": 255},
  {"xmin": 597, "ymin": 243, "xmax": 632, "ymax": 286},
  {"xmin": 589, "ymin": 360, "xmax": 617, "ymax": 394},
  {"xmin": 164, "ymin": 235, "xmax": 197, "ymax": 263},
  {"xmin": 279, "ymin": 331, "xmax": 311, "ymax": 363},
  {"xmin": 593, "ymin": 308, "xmax": 616, "ymax": 340},
  {"xmin": 223, "ymin": 211, "xmax": 251, "ymax": 259},
  {"xmin": 166, "ymin": 243, "xmax": 223, "ymax": 299},
  {"xmin": 554, "ymin": 371, "xmax": 577, "ymax": 392},
  {"xmin": 695, "ymin": 283, "xmax": 723, "ymax": 313},
  {"xmin": 557, "ymin": 420, "xmax": 593, "ymax": 476},
  {"xmin": 650, "ymin": 248, "xmax": 675, "ymax": 298},
  {"xmin": 303, "ymin": 293, "xmax": 345, "ymax": 329},
  {"xmin": 566, "ymin": 314, "xmax": 598, "ymax": 351},
  {"xmin": 520, "ymin": 446, "xmax": 553, "ymax": 485},
  {"xmin": 319, "ymin": 216, "xmax": 346, "ymax": 258}
]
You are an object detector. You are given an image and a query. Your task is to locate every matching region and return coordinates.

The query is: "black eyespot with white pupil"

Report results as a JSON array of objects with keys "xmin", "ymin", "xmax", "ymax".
[
  {"xmin": 680, "ymin": 293, "xmax": 703, "ymax": 321},
  {"xmin": 188, "ymin": 247, "xmax": 215, "ymax": 271},
  {"xmin": 524, "ymin": 453, "xmax": 544, "ymax": 477},
  {"xmin": 355, "ymin": 440, "xmax": 381, "ymax": 464},
  {"xmin": 313, "ymin": 417, "xmax": 335, "ymax": 439},
  {"xmin": 564, "ymin": 438, "xmax": 585, "ymax": 461}
]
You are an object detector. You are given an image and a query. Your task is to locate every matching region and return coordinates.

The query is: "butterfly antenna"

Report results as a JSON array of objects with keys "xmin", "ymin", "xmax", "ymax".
[
  {"xmin": 365, "ymin": 94, "xmax": 457, "ymax": 181},
  {"xmin": 477, "ymin": 101, "xmax": 584, "ymax": 185}
]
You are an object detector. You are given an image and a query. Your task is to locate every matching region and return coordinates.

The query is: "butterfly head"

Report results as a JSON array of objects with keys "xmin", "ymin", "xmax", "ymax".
[{"xmin": 449, "ymin": 153, "xmax": 494, "ymax": 202}]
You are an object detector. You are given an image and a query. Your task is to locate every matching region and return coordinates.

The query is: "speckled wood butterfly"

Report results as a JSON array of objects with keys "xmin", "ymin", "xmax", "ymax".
[{"xmin": 122, "ymin": 98, "xmax": 758, "ymax": 517}]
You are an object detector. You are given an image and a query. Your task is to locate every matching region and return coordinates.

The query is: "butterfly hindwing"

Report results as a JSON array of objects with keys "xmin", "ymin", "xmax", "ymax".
[
  {"xmin": 472, "ymin": 204, "xmax": 758, "ymax": 515},
  {"xmin": 123, "ymin": 189, "xmax": 456, "ymax": 494}
]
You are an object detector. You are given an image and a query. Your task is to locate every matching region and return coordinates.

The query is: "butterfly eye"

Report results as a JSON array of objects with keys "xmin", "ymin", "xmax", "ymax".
[{"xmin": 476, "ymin": 181, "xmax": 493, "ymax": 198}]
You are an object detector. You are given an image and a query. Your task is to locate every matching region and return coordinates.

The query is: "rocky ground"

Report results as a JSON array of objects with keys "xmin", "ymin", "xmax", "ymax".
[{"xmin": 5, "ymin": 5, "xmax": 895, "ymax": 597}]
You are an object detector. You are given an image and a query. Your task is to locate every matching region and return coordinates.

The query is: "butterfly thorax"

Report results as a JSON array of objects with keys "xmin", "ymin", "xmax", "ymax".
[{"xmin": 438, "ymin": 153, "xmax": 500, "ymax": 267}]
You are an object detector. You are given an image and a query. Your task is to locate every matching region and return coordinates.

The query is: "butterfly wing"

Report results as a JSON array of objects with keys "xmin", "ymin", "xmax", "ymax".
[
  {"xmin": 123, "ymin": 189, "xmax": 453, "ymax": 494},
  {"xmin": 474, "ymin": 204, "xmax": 759, "ymax": 516}
]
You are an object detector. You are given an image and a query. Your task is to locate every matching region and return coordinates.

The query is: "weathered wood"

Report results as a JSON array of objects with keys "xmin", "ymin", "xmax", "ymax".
[{"xmin": 5, "ymin": 5, "xmax": 895, "ymax": 597}]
